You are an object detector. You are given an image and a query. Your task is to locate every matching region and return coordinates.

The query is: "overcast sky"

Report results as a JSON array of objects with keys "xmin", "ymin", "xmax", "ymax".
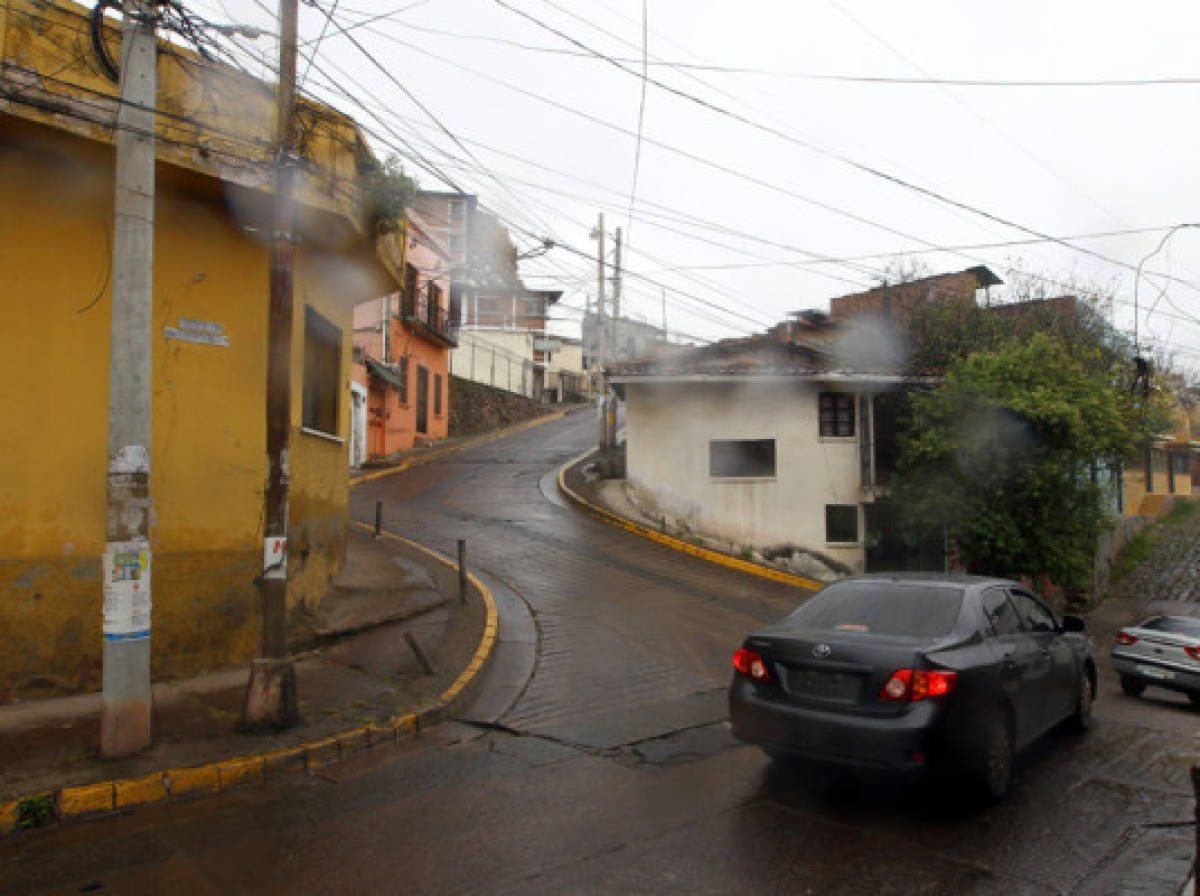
[{"xmin": 189, "ymin": 0, "xmax": 1200, "ymax": 371}]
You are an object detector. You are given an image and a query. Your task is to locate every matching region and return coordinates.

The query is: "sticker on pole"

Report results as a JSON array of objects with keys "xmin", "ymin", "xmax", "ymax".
[
  {"xmin": 263, "ymin": 537, "xmax": 287, "ymax": 580},
  {"xmin": 103, "ymin": 542, "xmax": 151, "ymax": 641}
]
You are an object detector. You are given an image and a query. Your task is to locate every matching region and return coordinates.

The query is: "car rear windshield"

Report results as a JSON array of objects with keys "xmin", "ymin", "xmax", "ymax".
[
  {"xmin": 786, "ymin": 582, "xmax": 964, "ymax": 639},
  {"xmin": 1142, "ymin": 616, "xmax": 1200, "ymax": 637}
]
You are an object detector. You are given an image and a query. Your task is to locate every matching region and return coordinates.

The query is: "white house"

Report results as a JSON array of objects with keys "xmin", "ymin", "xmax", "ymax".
[{"xmin": 609, "ymin": 339, "xmax": 917, "ymax": 573}]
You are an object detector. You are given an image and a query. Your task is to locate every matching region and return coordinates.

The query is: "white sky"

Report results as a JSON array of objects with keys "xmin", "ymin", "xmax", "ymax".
[{"xmin": 189, "ymin": 0, "xmax": 1200, "ymax": 371}]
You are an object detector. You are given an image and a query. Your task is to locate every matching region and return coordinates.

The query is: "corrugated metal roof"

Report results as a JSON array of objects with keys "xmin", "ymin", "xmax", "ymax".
[{"xmin": 364, "ymin": 357, "xmax": 404, "ymax": 389}]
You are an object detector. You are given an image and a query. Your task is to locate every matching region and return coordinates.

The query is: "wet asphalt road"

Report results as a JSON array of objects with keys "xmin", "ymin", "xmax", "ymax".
[{"xmin": 3, "ymin": 410, "xmax": 1197, "ymax": 895}]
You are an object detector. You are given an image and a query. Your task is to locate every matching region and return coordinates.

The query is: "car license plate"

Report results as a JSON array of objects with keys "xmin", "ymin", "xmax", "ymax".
[
  {"xmin": 1136, "ymin": 664, "xmax": 1174, "ymax": 680},
  {"xmin": 785, "ymin": 667, "xmax": 862, "ymax": 702}
]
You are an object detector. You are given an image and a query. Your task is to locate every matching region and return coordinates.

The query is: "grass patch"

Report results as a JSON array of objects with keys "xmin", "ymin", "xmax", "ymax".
[
  {"xmin": 17, "ymin": 794, "xmax": 55, "ymax": 830},
  {"xmin": 1161, "ymin": 498, "xmax": 1200, "ymax": 525}
]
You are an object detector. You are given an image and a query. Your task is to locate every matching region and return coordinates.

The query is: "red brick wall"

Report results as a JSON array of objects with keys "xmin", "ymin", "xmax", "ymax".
[{"xmin": 831, "ymin": 271, "xmax": 979, "ymax": 323}]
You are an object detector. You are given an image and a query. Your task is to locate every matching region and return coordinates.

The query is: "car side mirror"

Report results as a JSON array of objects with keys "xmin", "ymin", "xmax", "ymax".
[{"xmin": 1061, "ymin": 614, "xmax": 1085, "ymax": 633}]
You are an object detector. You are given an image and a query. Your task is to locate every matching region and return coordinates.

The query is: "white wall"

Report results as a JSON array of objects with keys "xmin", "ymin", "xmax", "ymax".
[
  {"xmin": 450, "ymin": 329, "xmax": 537, "ymax": 398},
  {"xmin": 623, "ymin": 379, "xmax": 865, "ymax": 570}
]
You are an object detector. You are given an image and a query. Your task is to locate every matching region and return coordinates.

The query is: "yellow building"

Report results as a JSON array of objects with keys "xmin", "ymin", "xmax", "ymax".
[
  {"xmin": 1121, "ymin": 391, "xmax": 1196, "ymax": 517},
  {"xmin": 0, "ymin": 0, "xmax": 399, "ymax": 698}
]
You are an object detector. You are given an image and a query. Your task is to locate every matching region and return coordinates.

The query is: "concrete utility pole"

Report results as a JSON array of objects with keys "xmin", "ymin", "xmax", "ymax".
[
  {"xmin": 607, "ymin": 226, "xmax": 622, "ymax": 452},
  {"xmin": 101, "ymin": 0, "xmax": 160, "ymax": 760},
  {"xmin": 243, "ymin": 0, "xmax": 299, "ymax": 729},
  {"xmin": 592, "ymin": 213, "xmax": 607, "ymax": 453}
]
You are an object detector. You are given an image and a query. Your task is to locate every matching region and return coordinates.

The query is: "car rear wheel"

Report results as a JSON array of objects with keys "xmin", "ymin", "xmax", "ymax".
[
  {"xmin": 1188, "ymin": 692, "xmax": 1200, "ymax": 709},
  {"xmin": 1068, "ymin": 670, "xmax": 1094, "ymax": 732},
  {"xmin": 971, "ymin": 712, "xmax": 1014, "ymax": 801},
  {"xmin": 1119, "ymin": 675, "xmax": 1146, "ymax": 697}
]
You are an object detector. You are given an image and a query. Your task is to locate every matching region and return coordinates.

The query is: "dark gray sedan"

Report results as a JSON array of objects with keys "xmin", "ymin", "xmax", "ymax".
[
  {"xmin": 729, "ymin": 574, "xmax": 1096, "ymax": 800},
  {"xmin": 1111, "ymin": 615, "xmax": 1200, "ymax": 707}
]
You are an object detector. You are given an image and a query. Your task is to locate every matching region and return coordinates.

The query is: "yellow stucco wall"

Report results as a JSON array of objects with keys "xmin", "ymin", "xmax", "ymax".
[{"xmin": 0, "ymin": 1, "xmax": 396, "ymax": 700}]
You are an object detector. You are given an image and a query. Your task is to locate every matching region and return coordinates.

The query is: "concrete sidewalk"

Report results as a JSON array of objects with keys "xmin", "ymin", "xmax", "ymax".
[{"xmin": 0, "ymin": 524, "xmax": 490, "ymax": 830}]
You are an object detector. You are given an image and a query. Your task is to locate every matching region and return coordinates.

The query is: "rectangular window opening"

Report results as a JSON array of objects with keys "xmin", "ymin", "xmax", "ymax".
[
  {"xmin": 303, "ymin": 306, "xmax": 341, "ymax": 436},
  {"xmin": 825, "ymin": 504, "xmax": 858, "ymax": 543},
  {"xmin": 397, "ymin": 356, "xmax": 409, "ymax": 405},
  {"xmin": 819, "ymin": 392, "xmax": 855, "ymax": 438},
  {"xmin": 434, "ymin": 373, "xmax": 443, "ymax": 416},
  {"xmin": 709, "ymin": 439, "xmax": 775, "ymax": 478}
]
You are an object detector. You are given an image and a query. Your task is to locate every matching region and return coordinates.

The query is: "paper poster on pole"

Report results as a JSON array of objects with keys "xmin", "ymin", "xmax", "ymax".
[
  {"xmin": 103, "ymin": 542, "xmax": 152, "ymax": 641},
  {"xmin": 264, "ymin": 537, "xmax": 287, "ymax": 580}
]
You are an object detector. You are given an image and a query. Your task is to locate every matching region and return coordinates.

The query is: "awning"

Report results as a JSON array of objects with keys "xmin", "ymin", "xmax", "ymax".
[{"xmin": 365, "ymin": 357, "xmax": 404, "ymax": 389}]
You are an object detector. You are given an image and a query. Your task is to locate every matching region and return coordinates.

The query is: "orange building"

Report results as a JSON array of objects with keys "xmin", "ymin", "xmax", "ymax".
[{"xmin": 353, "ymin": 212, "xmax": 455, "ymax": 460}]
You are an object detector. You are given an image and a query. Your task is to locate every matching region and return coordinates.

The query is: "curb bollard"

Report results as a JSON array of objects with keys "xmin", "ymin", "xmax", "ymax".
[
  {"xmin": 374, "ymin": 501, "xmax": 381, "ymax": 537},
  {"xmin": 458, "ymin": 539, "xmax": 467, "ymax": 605}
]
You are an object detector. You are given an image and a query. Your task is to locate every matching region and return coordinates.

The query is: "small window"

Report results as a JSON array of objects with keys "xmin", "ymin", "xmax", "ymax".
[
  {"xmin": 397, "ymin": 356, "xmax": 409, "ymax": 404},
  {"xmin": 302, "ymin": 307, "xmax": 341, "ymax": 435},
  {"xmin": 434, "ymin": 373, "xmax": 443, "ymax": 415},
  {"xmin": 449, "ymin": 198, "xmax": 465, "ymax": 220},
  {"xmin": 449, "ymin": 233, "xmax": 466, "ymax": 256},
  {"xmin": 825, "ymin": 504, "xmax": 858, "ymax": 543},
  {"xmin": 709, "ymin": 439, "xmax": 775, "ymax": 478},
  {"xmin": 982, "ymin": 587, "xmax": 1022, "ymax": 636},
  {"xmin": 819, "ymin": 392, "xmax": 855, "ymax": 437}
]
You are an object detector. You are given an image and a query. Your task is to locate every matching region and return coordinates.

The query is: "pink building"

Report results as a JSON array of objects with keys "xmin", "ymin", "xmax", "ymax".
[{"xmin": 352, "ymin": 211, "xmax": 455, "ymax": 459}]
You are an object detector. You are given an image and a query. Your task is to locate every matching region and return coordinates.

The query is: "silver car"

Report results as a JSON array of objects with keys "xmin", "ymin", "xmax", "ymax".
[{"xmin": 1111, "ymin": 615, "xmax": 1200, "ymax": 708}]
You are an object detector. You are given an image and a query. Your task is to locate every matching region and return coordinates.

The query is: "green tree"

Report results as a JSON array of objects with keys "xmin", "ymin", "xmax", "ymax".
[
  {"xmin": 360, "ymin": 153, "xmax": 417, "ymax": 236},
  {"xmin": 893, "ymin": 332, "xmax": 1136, "ymax": 588}
]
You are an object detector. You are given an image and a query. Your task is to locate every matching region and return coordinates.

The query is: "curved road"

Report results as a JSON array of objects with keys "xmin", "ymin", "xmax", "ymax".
[{"xmin": 3, "ymin": 412, "xmax": 1195, "ymax": 895}]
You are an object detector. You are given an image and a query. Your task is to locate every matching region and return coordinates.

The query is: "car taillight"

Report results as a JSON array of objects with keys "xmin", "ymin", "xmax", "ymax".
[
  {"xmin": 1116, "ymin": 631, "xmax": 1139, "ymax": 645},
  {"xmin": 733, "ymin": 648, "xmax": 770, "ymax": 682},
  {"xmin": 880, "ymin": 669, "xmax": 957, "ymax": 701},
  {"xmin": 1186, "ymin": 646, "xmax": 1200, "ymax": 662}
]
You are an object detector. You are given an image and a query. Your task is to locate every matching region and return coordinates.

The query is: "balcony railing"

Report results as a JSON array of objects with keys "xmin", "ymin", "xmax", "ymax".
[{"xmin": 399, "ymin": 289, "xmax": 456, "ymax": 346}]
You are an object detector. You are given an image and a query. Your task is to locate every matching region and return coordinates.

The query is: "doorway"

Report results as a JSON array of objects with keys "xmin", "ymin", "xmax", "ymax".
[{"xmin": 416, "ymin": 365, "xmax": 429, "ymax": 434}]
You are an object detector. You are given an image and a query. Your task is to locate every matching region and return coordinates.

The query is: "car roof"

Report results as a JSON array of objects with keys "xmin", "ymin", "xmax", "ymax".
[{"xmin": 830, "ymin": 572, "xmax": 1017, "ymax": 591}]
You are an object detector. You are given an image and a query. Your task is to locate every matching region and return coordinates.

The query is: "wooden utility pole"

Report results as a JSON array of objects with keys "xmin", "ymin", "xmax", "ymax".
[
  {"xmin": 101, "ymin": 0, "xmax": 159, "ymax": 759},
  {"xmin": 243, "ymin": 0, "xmax": 299, "ymax": 729}
]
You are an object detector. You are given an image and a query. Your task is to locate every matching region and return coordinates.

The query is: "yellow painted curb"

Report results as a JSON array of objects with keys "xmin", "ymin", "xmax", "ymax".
[
  {"xmin": 58, "ymin": 782, "xmax": 114, "ymax": 817},
  {"xmin": 114, "ymin": 773, "xmax": 167, "ymax": 809},
  {"xmin": 263, "ymin": 745, "xmax": 308, "ymax": 776},
  {"xmin": 557, "ymin": 458, "xmax": 822, "ymax": 593},
  {"xmin": 3, "ymin": 463, "xmax": 501, "ymax": 835},
  {"xmin": 350, "ymin": 411, "xmax": 568, "ymax": 486},
  {"xmin": 304, "ymin": 735, "xmax": 342, "ymax": 770},
  {"xmin": 0, "ymin": 800, "xmax": 18, "ymax": 834},
  {"xmin": 216, "ymin": 756, "xmax": 264, "ymax": 790},
  {"xmin": 394, "ymin": 713, "xmax": 418, "ymax": 739},
  {"xmin": 166, "ymin": 765, "xmax": 219, "ymax": 798}
]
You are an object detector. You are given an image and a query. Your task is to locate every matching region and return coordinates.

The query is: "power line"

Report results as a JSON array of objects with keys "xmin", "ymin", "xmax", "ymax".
[
  {"xmin": 362, "ymin": 20, "xmax": 1200, "ymax": 86},
  {"xmin": 624, "ymin": 0, "xmax": 647, "ymax": 246},
  {"xmin": 493, "ymin": 0, "xmax": 1200, "ymax": 298},
  {"xmin": 183, "ymin": 1, "xmax": 1200, "ymax": 363}
]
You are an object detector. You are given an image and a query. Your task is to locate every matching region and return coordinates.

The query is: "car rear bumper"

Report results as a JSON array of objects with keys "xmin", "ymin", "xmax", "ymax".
[
  {"xmin": 728, "ymin": 678, "xmax": 943, "ymax": 772},
  {"xmin": 1112, "ymin": 651, "xmax": 1200, "ymax": 694}
]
